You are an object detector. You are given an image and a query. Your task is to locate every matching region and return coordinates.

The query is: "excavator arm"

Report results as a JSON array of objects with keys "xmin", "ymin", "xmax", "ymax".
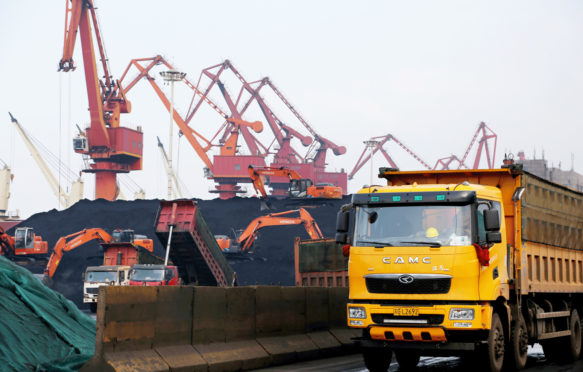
[
  {"xmin": 44, "ymin": 228, "xmax": 112, "ymax": 278},
  {"xmin": 236, "ymin": 208, "xmax": 323, "ymax": 252},
  {"xmin": 247, "ymin": 165, "xmax": 302, "ymax": 199}
]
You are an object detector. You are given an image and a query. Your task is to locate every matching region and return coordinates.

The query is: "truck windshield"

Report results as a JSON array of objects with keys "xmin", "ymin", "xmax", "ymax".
[
  {"xmin": 130, "ymin": 269, "xmax": 165, "ymax": 282},
  {"xmin": 354, "ymin": 204, "xmax": 472, "ymax": 247},
  {"xmin": 86, "ymin": 271, "xmax": 117, "ymax": 282}
]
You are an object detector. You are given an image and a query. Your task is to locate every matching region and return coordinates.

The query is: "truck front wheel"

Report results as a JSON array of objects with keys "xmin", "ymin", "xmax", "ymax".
[
  {"xmin": 395, "ymin": 350, "xmax": 420, "ymax": 371},
  {"xmin": 362, "ymin": 346, "xmax": 392, "ymax": 372},
  {"xmin": 89, "ymin": 303, "xmax": 97, "ymax": 313},
  {"xmin": 479, "ymin": 312, "xmax": 505, "ymax": 372}
]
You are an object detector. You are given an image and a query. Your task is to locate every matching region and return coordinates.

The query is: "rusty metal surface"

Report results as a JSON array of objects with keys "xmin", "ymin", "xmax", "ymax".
[
  {"xmin": 523, "ymin": 241, "xmax": 583, "ymax": 293},
  {"xmin": 521, "ymin": 173, "xmax": 583, "ymax": 250}
]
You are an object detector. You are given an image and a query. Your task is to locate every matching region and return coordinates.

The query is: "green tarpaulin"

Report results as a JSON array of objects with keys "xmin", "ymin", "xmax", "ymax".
[{"xmin": 0, "ymin": 256, "xmax": 95, "ymax": 371}]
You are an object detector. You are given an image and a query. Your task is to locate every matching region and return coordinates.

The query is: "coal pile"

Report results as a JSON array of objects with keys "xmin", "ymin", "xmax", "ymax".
[{"xmin": 10, "ymin": 196, "xmax": 350, "ymax": 307}]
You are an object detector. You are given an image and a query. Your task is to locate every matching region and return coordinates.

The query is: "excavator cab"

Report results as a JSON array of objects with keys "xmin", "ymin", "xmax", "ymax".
[
  {"xmin": 14, "ymin": 227, "xmax": 34, "ymax": 249},
  {"xmin": 289, "ymin": 179, "xmax": 313, "ymax": 198},
  {"xmin": 111, "ymin": 229, "xmax": 135, "ymax": 244}
]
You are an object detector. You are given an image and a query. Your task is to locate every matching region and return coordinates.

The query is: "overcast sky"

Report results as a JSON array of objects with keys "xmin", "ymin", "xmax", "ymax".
[{"xmin": 1, "ymin": 1, "xmax": 582, "ymax": 218}]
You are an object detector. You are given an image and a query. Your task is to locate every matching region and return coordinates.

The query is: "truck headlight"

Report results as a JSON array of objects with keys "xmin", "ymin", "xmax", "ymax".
[
  {"xmin": 349, "ymin": 306, "xmax": 366, "ymax": 319},
  {"xmin": 449, "ymin": 308, "xmax": 474, "ymax": 320}
]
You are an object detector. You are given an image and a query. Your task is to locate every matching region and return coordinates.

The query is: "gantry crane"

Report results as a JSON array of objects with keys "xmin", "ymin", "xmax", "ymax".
[
  {"xmin": 456, "ymin": 122, "xmax": 497, "ymax": 169},
  {"xmin": 59, "ymin": 0, "xmax": 143, "ymax": 200},
  {"xmin": 120, "ymin": 56, "xmax": 266, "ymax": 199},
  {"xmin": 121, "ymin": 56, "xmax": 347, "ymax": 198},
  {"xmin": 348, "ymin": 134, "xmax": 432, "ymax": 180},
  {"xmin": 9, "ymin": 113, "xmax": 83, "ymax": 208},
  {"xmin": 433, "ymin": 122, "xmax": 497, "ymax": 170}
]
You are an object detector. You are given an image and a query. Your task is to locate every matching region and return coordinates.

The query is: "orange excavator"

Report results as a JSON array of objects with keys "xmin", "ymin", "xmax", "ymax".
[
  {"xmin": 43, "ymin": 228, "xmax": 153, "ymax": 279},
  {"xmin": 248, "ymin": 165, "xmax": 342, "ymax": 203},
  {"xmin": 216, "ymin": 208, "xmax": 323, "ymax": 253},
  {"xmin": 0, "ymin": 226, "xmax": 48, "ymax": 259}
]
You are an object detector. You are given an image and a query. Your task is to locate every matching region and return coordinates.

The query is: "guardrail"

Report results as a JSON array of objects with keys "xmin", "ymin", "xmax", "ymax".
[{"xmin": 81, "ymin": 285, "xmax": 359, "ymax": 371}]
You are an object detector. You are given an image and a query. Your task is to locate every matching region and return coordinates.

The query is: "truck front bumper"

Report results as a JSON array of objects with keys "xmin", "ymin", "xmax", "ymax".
[
  {"xmin": 347, "ymin": 302, "xmax": 492, "ymax": 344},
  {"xmin": 83, "ymin": 294, "xmax": 98, "ymax": 303}
]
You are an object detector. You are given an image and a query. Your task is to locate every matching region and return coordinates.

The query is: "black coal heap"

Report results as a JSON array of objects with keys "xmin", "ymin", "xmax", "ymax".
[{"xmin": 11, "ymin": 197, "xmax": 350, "ymax": 307}]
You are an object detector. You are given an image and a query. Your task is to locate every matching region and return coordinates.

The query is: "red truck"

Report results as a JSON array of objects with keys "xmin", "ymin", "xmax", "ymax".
[{"xmin": 129, "ymin": 264, "xmax": 180, "ymax": 286}]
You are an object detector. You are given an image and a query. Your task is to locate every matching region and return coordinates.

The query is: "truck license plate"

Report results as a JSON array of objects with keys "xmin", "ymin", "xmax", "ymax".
[{"xmin": 394, "ymin": 307, "xmax": 419, "ymax": 316}]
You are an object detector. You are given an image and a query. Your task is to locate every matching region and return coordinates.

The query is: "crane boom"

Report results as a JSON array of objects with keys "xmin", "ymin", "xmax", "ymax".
[
  {"xmin": 349, "ymin": 134, "xmax": 431, "ymax": 180},
  {"xmin": 9, "ymin": 112, "xmax": 83, "ymax": 208},
  {"xmin": 59, "ymin": 0, "xmax": 142, "ymax": 200},
  {"xmin": 157, "ymin": 137, "xmax": 183, "ymax": 199}
]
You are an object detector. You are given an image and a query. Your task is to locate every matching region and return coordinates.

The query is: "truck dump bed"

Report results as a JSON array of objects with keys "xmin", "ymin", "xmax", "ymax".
[
  {"xmin": 102, "ymin": 243, "xmax": 163, "ymax": 266},
  {"xmin": 294, "ymin": 237, "xmax": 348, "ymax": 287},
  {"xmin": 155, "ymin": 200, "xmax": 235, "ymax": 286},
  {"xmin": 379, "ymin": 166, "xmax": 583, "ymax": 295}
]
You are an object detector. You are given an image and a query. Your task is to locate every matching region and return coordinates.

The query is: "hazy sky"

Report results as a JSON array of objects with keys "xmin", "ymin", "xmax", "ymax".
[{"xmin": 1, "ymin": 1, "xmax": 582, "ymax": 218}]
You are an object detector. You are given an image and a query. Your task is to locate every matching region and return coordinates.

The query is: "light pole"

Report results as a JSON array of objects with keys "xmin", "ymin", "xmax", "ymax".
[
  {"xmin": 160, "ymin": 69, "xmax": 186, "ymax": 200},
  {"xmin": 364, "ymin": 140, "xmax": 381, "ymax": 187}
]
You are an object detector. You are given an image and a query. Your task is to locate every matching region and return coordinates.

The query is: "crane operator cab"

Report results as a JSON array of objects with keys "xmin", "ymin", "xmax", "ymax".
[
  {"xmin": 14, "ymin": 227, "xmax": 34, "ymax": 249},
  {"xmin": 289, "ymin": 179, "xmax": 314, "ymax": 197},
  {"xmin": 111, "ymin": 229, "xmax": 135, "ymax": 244}
]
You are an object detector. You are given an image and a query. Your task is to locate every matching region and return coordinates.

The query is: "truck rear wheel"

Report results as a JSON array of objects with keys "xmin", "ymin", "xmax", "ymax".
[
  {"xmin": 362, "ymin": 347, "xmax": 392, "ymax": 372},
  {"xmin": 395, "ymin": 350, "xmax": 420, "ymax": 371},
  {"xmin": 542, "ymin": 309, "xmax": 582, "ymax": 362},
  {"xmin": 508, "ymin": 313, "xmax": 528, "ymax": 370},
  {"xmin": 478, "ymin": 312, "xmax": 505, "ymax": 372},
  {"xmin": 565, "ymin": 309, "xmax": 582, "ymax": 361}
]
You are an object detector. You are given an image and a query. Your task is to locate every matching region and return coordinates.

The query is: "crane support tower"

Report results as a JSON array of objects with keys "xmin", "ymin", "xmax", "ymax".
[{"xmin": 59, "ymin": 0, "xmax": 143, "ymax": 200}]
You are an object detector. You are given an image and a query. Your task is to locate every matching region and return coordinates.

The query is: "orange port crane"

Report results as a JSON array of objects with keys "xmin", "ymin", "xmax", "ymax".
[
  {"xmin": 248, "ymin": 165, "xmax": 342, "ymax": 200},
  {"xmin": 59, "ymin": 0, "xmax": 143, "ymax": 200},
  {"xmin": 216, "ymin": 208, "xmax": 323, "ymax": 252},
  {"xmin": 120, "ymin": 56, "xmax": 267, "ymax": 198},
  {"xmin": 44, "ymin": 228, "xmax": 153, "ymax": 279}
]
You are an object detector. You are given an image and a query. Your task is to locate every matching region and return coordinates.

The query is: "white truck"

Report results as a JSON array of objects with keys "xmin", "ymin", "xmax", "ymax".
[{"xmin": 82, "ymin": 265, "xmax": 130, "ymax": 312}]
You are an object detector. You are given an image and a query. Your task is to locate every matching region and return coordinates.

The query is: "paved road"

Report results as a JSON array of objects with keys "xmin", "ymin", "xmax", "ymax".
[{"xmin": 254, "ymin": 344, "xmax": 583, "ymax": 371}]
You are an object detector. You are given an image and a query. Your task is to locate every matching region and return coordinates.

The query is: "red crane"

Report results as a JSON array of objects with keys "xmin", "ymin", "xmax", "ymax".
[
  {"xmin": 120, "ymin": 56, "xmax": 268, "ymax": 198},
  {"xmin": 121, "ymin": 57, "xmax": 347, "ymax": 198},
  {"xmin": 348, "ymin": 134, "xmax": 431, "ymax": 180},
  {"xmin": 457, "ymin": 122, "xmax": 497, "ymax": 169},
  {"xmin": 59, "ymin": 0, "xmax": 143, "ymax": 200},
  {"xmin": 433, "ymin": 155, "xmax": 469, "ymax": 170}
]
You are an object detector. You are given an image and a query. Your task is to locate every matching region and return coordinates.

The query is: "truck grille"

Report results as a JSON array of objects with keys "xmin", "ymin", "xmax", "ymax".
[
  {"xmin": 365, "ymin": 275, "xmax": 451, "ymax": 294},
  {"xmin": 371, "ymin": 313, "xmax": 444, "ymax": 325},
  {"xmin": 85, "ymin": 287, "xmax": 99, "ymax": 295}
]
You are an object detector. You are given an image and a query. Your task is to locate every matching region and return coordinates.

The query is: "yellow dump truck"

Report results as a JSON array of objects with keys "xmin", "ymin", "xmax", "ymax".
[{"xmin": 336, "ymin": 164, "xmax": 583, "ymax": 372}]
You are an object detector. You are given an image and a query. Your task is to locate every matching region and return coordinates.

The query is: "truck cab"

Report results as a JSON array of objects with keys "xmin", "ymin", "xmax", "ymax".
[
  {"xmin": 129, "ymin": 264, "xmax": 180, "ymax": 286},
  {"xmin": 83, "ymin": 265, "xmax": 130, "ymax": 312},
  {"xmin": 338, "ymin": 178, "xmax": 507, "ymax": 371}
]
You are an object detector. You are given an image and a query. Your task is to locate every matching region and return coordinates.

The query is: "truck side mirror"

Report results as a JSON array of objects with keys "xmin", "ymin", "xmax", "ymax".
[
  {"xmin": 486, "ymin": 231, "xmax": 502, "ymax": 244},
  {"xmin": 483, "ymin": 209, "xmax": 500, "ymax": 231},
  {"xmin": 336, "ymin": 211, "xmax": 350, "ymax": 233},
  {"xmin": 82, "ymin": 272, "xmax": 86, "ymax": 281}
]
